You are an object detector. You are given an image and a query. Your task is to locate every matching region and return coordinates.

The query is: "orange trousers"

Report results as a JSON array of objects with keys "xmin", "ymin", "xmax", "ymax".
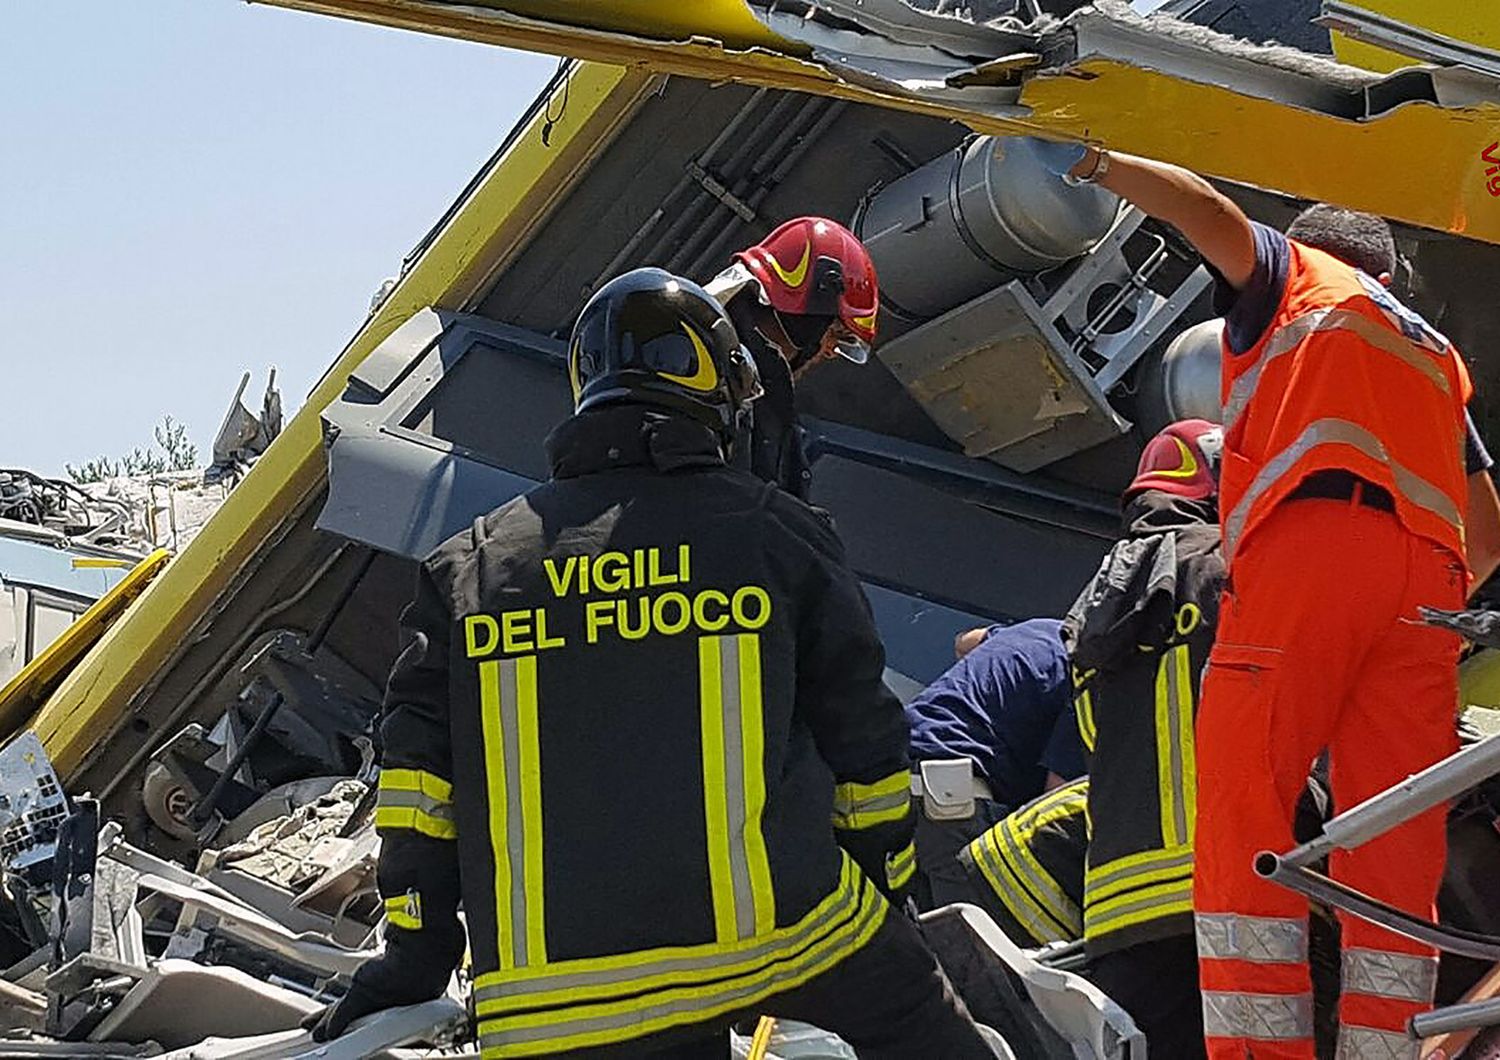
[{"xmin": 1194, "ymin": 497, "xmax": 1463, "ymax": 1059}]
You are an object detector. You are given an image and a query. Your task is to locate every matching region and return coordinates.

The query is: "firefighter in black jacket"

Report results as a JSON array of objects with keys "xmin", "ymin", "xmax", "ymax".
[
  {"xmin": 1064, "ymin": 419, "xmax": 1225, "ymax": 1060},
  {"xmin": 706, "ymin": 217, "xmax": 879, "ymax": 500},
  {"xmin": 305, "ymin": 268, "xmax": 992, "ymax": 1058}
]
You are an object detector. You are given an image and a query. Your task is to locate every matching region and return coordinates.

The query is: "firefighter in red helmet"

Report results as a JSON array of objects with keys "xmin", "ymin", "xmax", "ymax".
[{"xmin": 707, "ymin": 216, "xmax": 880, "ymax": 499}]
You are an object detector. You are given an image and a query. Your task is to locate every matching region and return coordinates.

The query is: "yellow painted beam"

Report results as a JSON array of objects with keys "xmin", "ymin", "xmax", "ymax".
[
  {"xmin": 1017, "ymin": 58, "xmax": 1500, "ymax": 244},
  {"xmin": 0, "ymin": 549, "xmax": 171, "ymax": 744},
  {"xmin": 31, "ymin": 61, "xmax": 658, "ymax": 779},
  {"xmin": 254, "ymin": 0, "xmax": 1500, "ymax": 246},
  {"xmin": 1333, "ymin": 0, "xmax": 1500, "ymax": 57}
]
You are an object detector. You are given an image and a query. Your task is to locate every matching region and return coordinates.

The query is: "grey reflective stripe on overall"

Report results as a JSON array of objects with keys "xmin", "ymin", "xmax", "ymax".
[
  {"xmin": 1224, "ymin": 308, "xmax": 1453, "ymax": 429},
  {"xmin": 1202, "ymin": 990, "xmax": 1313, "ymax": 1040},
  {"xmin": 1223, "ymin": 418, "xmax": 1463, "ymax": 557},
  {"xmin": 1196, "ymin": 913, "xmax": 1306, "ymax": 964},
  {"xmin": 1342, "ymin": 948, "xmax": 1437, "ymax": 1004},
  {"xmin": 1336, "ymin": 1025, "xmax": 1419, "ymax": 1060}
]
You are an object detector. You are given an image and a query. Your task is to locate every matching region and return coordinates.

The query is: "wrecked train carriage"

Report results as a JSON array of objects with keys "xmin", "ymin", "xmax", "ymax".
[{"xmin": 19, "ymin": 0, "xmax": 1500, "ymax": 911}]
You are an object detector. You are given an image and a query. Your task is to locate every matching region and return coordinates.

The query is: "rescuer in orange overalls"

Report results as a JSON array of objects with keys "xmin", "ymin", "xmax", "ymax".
[{"xmin": 1034, "ymin": 139, "xmax": 1500, "ymax": 1059}]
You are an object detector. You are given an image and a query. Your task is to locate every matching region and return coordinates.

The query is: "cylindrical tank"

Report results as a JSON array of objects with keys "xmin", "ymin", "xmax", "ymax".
[
  {"xmin": 853, "ymin": 136, "xmax": 1120, "ymax": 320},
  {"xmin": 1136, "ymin": 317, "xmax": 1225, "ymax": 435}
]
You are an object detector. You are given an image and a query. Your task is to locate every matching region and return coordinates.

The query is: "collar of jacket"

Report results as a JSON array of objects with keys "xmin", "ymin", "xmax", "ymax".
[
  {"xmin": 1121, "ymin": 491, "xmax": 1219, "ymax": 538},
  {"xmin": 725, "ymin": 293, "xmax": 796, "ymax": 409},
  {"xmin": 545, "ymin": 404, "xmax": 726, "ymax": 480}
]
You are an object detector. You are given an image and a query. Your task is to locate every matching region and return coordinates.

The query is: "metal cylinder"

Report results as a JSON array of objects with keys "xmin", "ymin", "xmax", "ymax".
[
  {"xmin": 1158, "ymin": 317, "xmax": 1225, "ymax": 422},
  {"xmin": 854, "ymin": 136, "xmax": 1119, "ymax": 320},
  {"xmin": 1410, "ymin": 997, "xmax": 1500, "ymax": 1039}
]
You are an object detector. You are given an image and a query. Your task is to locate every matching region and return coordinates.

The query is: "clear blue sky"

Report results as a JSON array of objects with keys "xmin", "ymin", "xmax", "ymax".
[{"xmin": 1, "ymin": 2, "xmax": 554, "ymax": 476}]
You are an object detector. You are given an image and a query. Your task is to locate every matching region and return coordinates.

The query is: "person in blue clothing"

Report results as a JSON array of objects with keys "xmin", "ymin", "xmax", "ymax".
[{"xmin": 905, "ymin": 617, "xmax": 1087, "ymax": 910}]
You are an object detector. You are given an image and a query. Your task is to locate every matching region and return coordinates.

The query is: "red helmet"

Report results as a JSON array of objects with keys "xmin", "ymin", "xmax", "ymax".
[
  {"xmin": 734, "ymin": 217, "xmax": 879, "ymax": 363},
  {"xmin": 1126, "ymin": 419, "xmax": 1224, "ymax": 502}
]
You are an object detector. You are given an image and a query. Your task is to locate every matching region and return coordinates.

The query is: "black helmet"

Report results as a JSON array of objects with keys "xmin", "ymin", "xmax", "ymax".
[{"xmin": 568, "ymin": 268, "xmax": 762, "ymax": 439}]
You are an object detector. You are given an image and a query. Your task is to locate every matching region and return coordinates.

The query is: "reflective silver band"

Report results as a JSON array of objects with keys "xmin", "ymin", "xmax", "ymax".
[
  {"xmin": 715, "ymin": 635, "xmax": 758, "ymax": 941},
  {"xmin": 476, "ymin": 884, "xmax": 885, "ymax": 1051},
  {"xmin": 472, "ymin": 860, "xmax": 862, "ymax": 1006},
  {"xmin": 1164, "ymin": 644, "xmax": 1190, "ymax": 846},
  {"xmin": 1196, "ymin": 913, "xmax": 1306, "ymax": 964},
  {"xmin": 1225, "ymin": 307, "xmax": 1452, "ymax": 428},
  {"xmin": 374, "ymin": 788, "xmax": 455, "ymax": 822},
  {"xmin": 1088, "ymin": 847, "xmax": 1194, "ymax": 893},
  {"xmin": 1223, "ymin": 417, "xmax": 1462, "ymax": 557},
  {"xmin": 1202, "ymin": 990, "xmax": 1313, "ymax": 1041},
  {"xmin": 1342, "ymin": 948, "xmax": 1437, "ymax": 1005},
  {"xmin": 497, "ymin": 658, "xmax": 531, "ymax": 968},
  {"xmin": 996, "ymin": 813, "xmax": 1081, "ymax": 932},
  {"xmin": 1336, "ymin": 1024, "xmax": 1418, "ymax": 1060}
]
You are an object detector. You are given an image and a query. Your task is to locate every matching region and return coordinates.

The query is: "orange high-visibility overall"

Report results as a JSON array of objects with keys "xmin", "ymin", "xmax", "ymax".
[{"xmin": 1194, "ymin": 241, "xmax": 1472, "ymax": 1059}]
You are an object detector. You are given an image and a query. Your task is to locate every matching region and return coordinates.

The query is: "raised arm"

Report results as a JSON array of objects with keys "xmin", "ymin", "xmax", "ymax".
[{"xmin": 1032, "ymin": 141, "xmax": 1258, "ymax": 291}]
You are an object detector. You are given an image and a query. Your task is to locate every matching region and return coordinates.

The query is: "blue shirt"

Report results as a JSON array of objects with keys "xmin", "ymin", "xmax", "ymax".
[
  {"xmin": 904, "ymin": 618, "xmax": 1085, "ymax": 809},
  {"xmin": 1215, "ymin": 221, "xmax": 1492, "ymax": 474}
]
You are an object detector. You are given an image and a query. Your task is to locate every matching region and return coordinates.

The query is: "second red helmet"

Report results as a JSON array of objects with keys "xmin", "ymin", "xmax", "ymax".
[
  {"xmin": 1126, "ymin": 419, "xmax": 1224, "ymax": 502},
  {"xmin": 734, "ymin": 217, "xmax": 880, "ymax": 363}
]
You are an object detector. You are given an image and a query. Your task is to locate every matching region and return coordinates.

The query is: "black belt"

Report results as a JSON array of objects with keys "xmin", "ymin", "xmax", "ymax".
[{"xmin": 1286, "ymin": 469, "xmax": 1395, "ymax": 513}]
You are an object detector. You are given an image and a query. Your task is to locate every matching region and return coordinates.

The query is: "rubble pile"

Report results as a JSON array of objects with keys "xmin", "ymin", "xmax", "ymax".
[
  {"xmin": 80, "ymin": 473, "xmax": 229, "ymax": 554},
  {"xmin": 212, "ymin": 780, "xmax": 367, "ymax": 891}
]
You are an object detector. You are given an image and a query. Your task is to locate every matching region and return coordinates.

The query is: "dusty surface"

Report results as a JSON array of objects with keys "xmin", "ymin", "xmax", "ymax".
[{"xmin": 81, "ymin": 471, "xmax": 229, "ymax": 552}]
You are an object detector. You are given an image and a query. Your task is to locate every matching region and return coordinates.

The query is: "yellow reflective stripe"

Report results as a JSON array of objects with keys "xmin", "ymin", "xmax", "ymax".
[
  {"xmin": 1088, "ymin": 857, "xmax": 1193, "ymax": 905},
  {"xmin": 886, "ymin": 841, "xmax": 916, "ymax": 892},
  {"xmin": 474, "ymin": 872, "xmax": 888, "ymax": 1056},
  {"xmin": 737, "ymin": 635, "xmax": 776, "ymax": 937},
  {"xmin": 1011, "ymin": 779, "xmax": 1088, "ymax": 831},
  {"xmin": 967, "ymin": 827, "xmax": 1072, "ymax": 944},
  {"xmin": 376, "ymin": 767, "xmax": 457, "ymax": 839},
  {"xmin": 474, "ymin": 857, "xmax": 861, "ymax": 999},
  {"xmin": 378, "ymin": 767, "xmax": 453, "ymax": 803},
  {"xmin": 698, "ymin": 636, "xmax": 738, "ymax": 944},
  {"xmin": 516, "ymin": 655, "xmax": 546, "ymax": 966},
  {"xmin": 831, "ymin": 770, "xmax": 911, "ymax": 831},
  {"xmin": 479, "ymin": 656, "xmax": 547, "ymax": 969},
  {"xmin": 1177, "ymin": 647, "xmax": 1198, "ymax": 843},
  {"xmin": 1154, "ymin": 645, "xmax": 1195, "ymax": 848},
  {"xmin": 1088, "ymin": 877, "xmax": 1193, "ymax": 923},
  {"xmin": 385, "ymin": 891, "xmax": 423, "ymax": 931},
  {"xmin": 1090, "ymin": 894, "xmax": 1194, "ymax": 938},
  {"xmin": 1076, "ymin": 688, "xmax": 1096, "ymax": 753},
  {"xmin": 699, "ymin": 635, "xmax": 775, "ymax": 943},
  {"xmin": 373, "ymin": 805, "xmax": 458, "ymax": 840},
  {"xmin": 480, "ymin": 659, "xmax": 515, "ymax": 970},
  {"xmin": 997, "ymin": 811, "xmax": 1082, "ymax": 937},
  {"xmin": 1086, "ymin": 844, "xmax": 1194, "ymax": 899}
]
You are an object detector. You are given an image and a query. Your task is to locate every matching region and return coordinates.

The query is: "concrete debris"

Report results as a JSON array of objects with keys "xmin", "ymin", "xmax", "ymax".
[{"xmin": 78, "ymin": 473, "xmax": 228, "ymax": 554}]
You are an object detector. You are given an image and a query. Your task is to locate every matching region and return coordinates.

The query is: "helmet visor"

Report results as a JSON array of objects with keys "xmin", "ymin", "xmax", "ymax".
[{"xmin": 827, "ymin": 322, "xmax": 870, "ymax": 365}]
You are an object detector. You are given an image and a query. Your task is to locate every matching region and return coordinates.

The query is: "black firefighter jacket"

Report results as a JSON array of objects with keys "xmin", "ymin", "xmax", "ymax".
[
  {"xmin": 1062, "ymin": 492, "xmax": 1224, "ymax": 957},
  {"xmin": 358, "ymin": 404, "xmax": 915, "ymax": 1058},
  {"xmin": 727, "ymin": 297, "xmax": 814, "ymax": 501}
]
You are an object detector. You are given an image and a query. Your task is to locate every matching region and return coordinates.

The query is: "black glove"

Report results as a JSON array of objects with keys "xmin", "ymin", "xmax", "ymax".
[{"xmin": 301, "ymin": 985, "xmax": 388, "ymax": 1042}]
